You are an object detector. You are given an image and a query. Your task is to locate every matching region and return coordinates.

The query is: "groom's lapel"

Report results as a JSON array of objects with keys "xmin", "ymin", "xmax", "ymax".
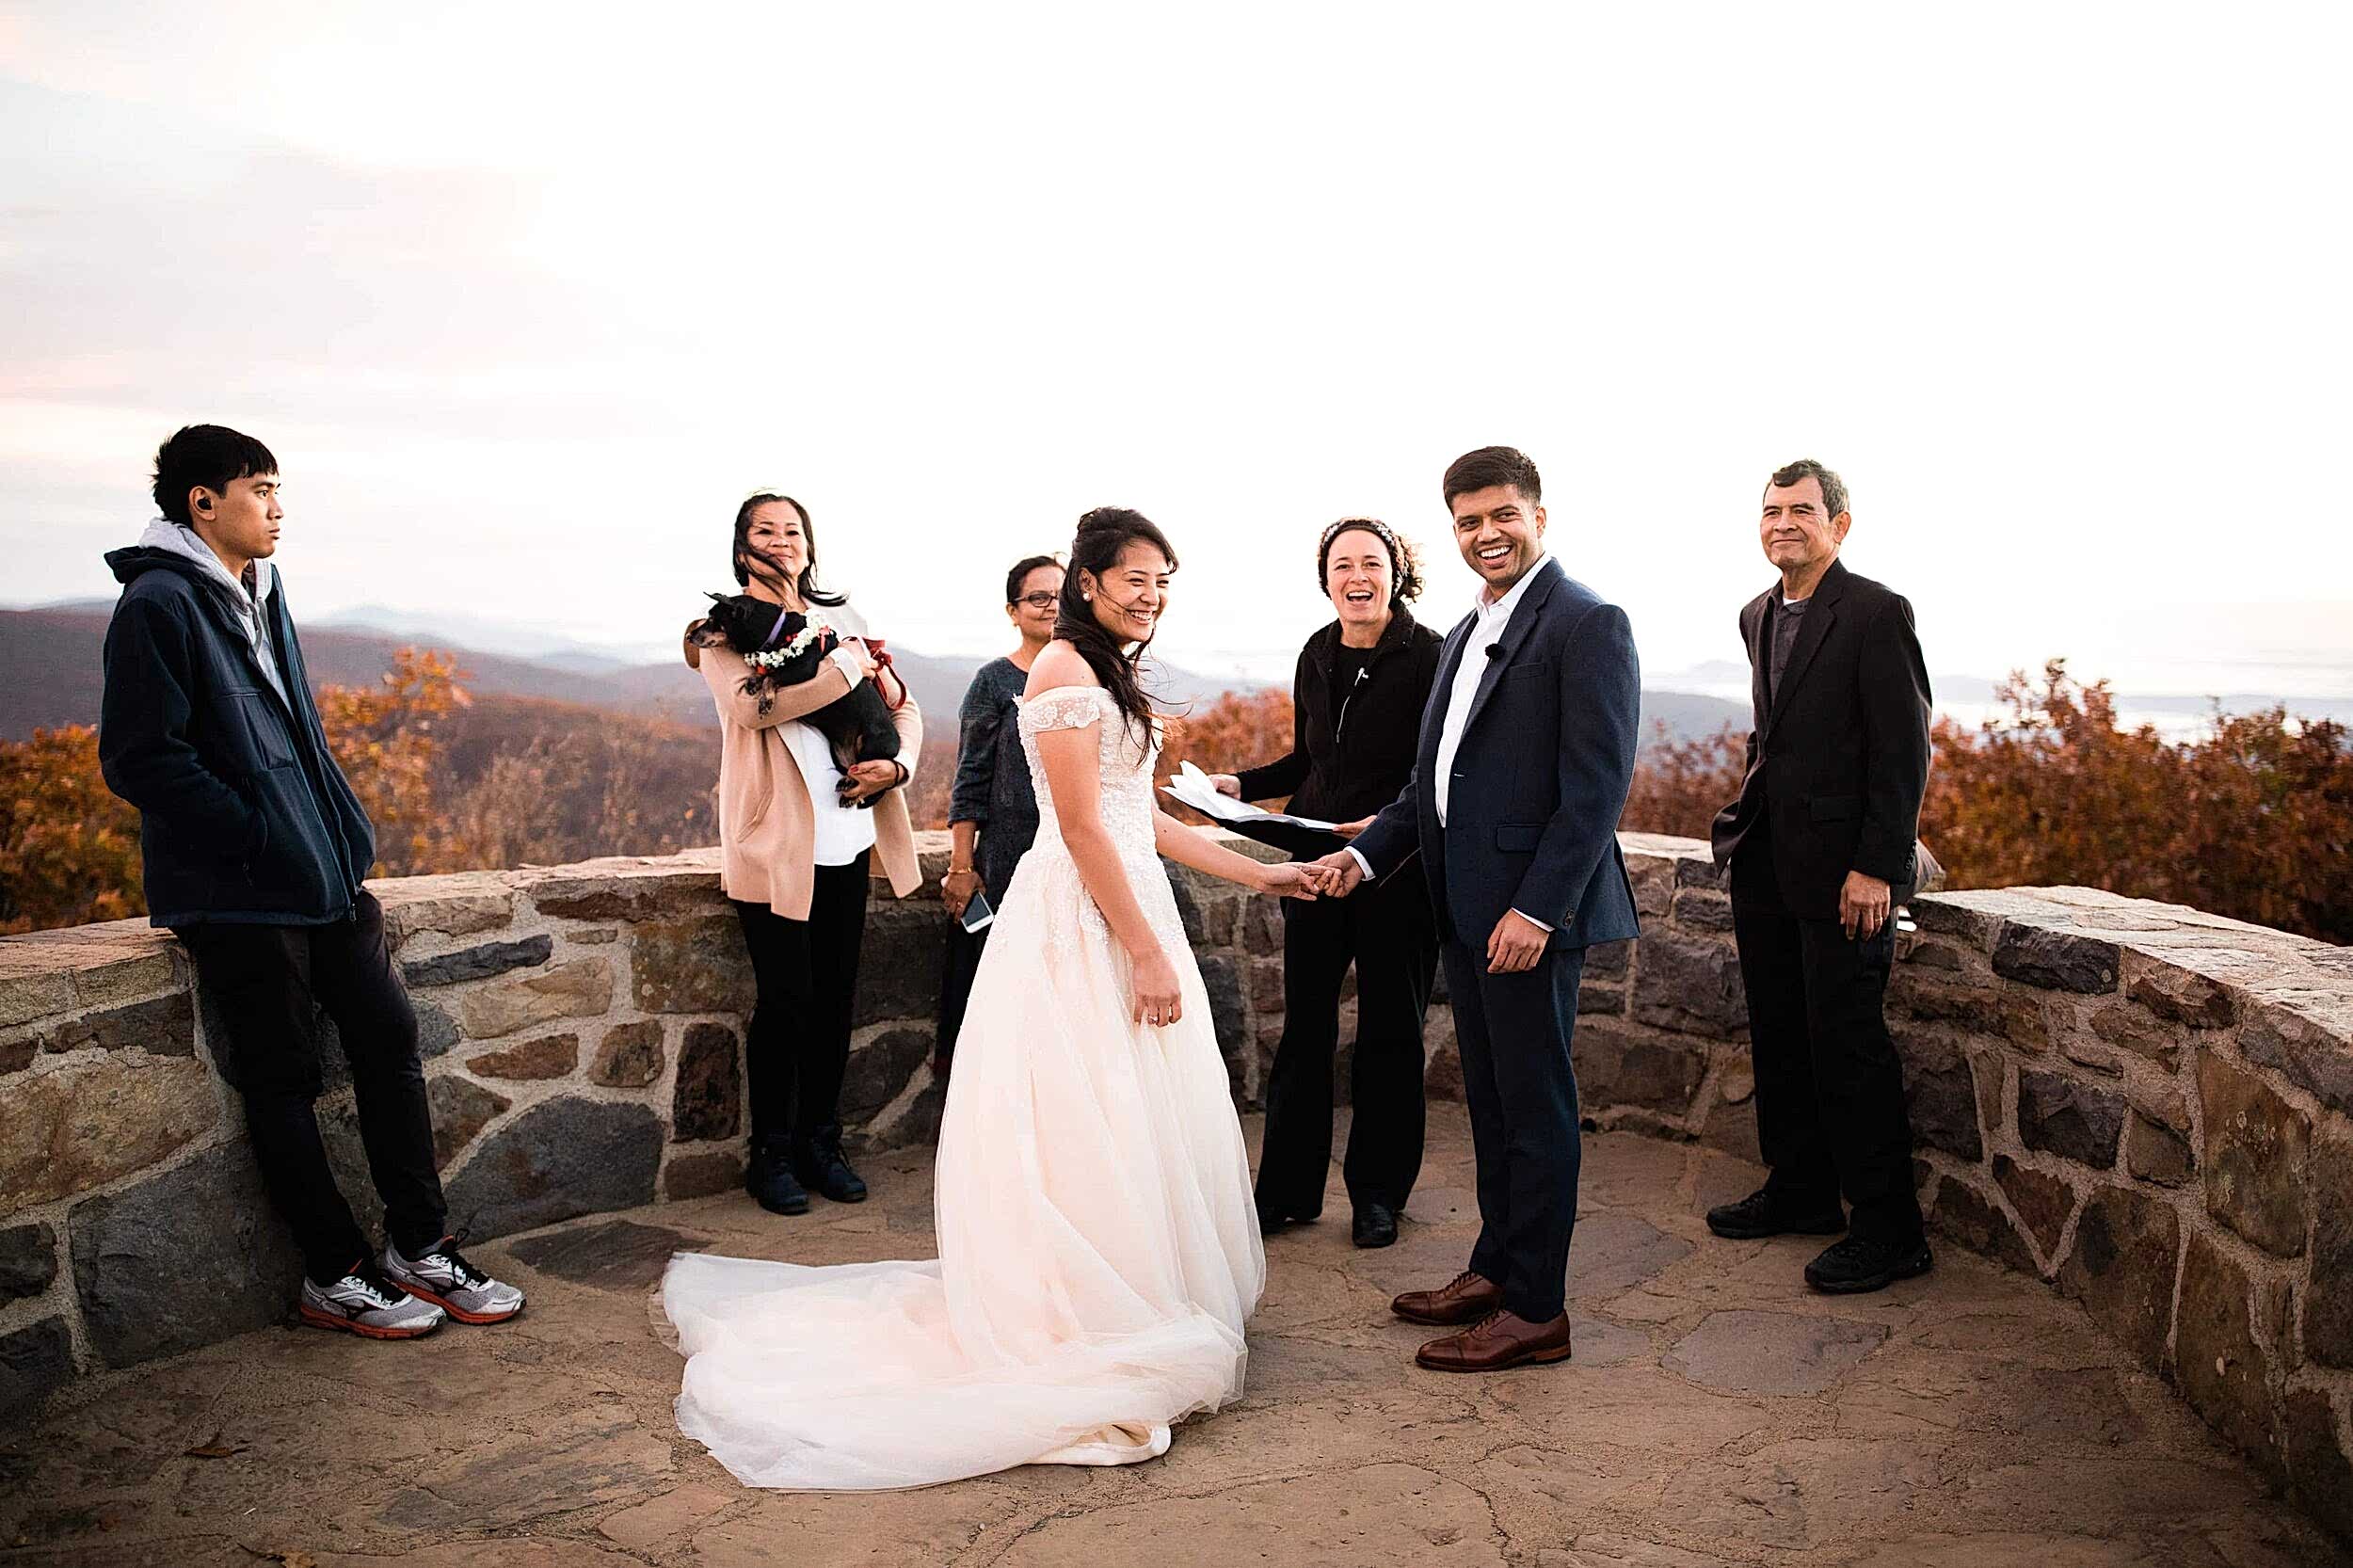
[
  {"xmin": 1426, "ymin": 613, "xmax": 1478, "ymax": 762},
  {"xmin": 1457, "ymin": 559, "xmax": 1563, "ymax": 743}
]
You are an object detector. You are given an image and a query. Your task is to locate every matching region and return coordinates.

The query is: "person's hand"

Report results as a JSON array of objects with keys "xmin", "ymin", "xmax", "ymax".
[
  {"xmin": 1257, "ymin": 863, "xmax": 1321, "ymax": 902},
  {"xmin": 1309, "ymin": 849, "xmax": 1366, "ymax": 896},
  {"xmin": 837, "ymin": 758, "xmax": 902, "ymax": 804},
  {"xmin": 1130, "ymin": 946, "xmax": 1184, "ymax": 1029},
  {"xmin": 837, "ymin": 636, "xmax": 881, "ymax": 683},
  {"xmin": 1331, "ymin": 816, "xmax": 1375, "ymax": 841},
  {"xmin": 942, "ymin": 866, "xmax": 979, "ymax": 919},
  {"xmin": 1210, "ymin": 773, "xmax": 1242, "ymax": 798},
  {"xmin": 1486, "ymin": 910, "xmax": 1550, "ymax": 974},
  {"xmin": 1840, "ymin": 870, "xmax": 1892, "ymax": 941}
]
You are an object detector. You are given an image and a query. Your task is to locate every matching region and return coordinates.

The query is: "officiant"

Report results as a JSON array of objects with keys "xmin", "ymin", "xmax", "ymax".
[{"xmin": 1210, "ymin": 518, "xmax": 1445, "ymax": 1248}]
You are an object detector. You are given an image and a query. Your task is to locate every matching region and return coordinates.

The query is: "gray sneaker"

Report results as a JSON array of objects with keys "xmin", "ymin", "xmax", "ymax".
[
  {"xmin": 383, "ymin": 1233, "xmax": 526, "ymax": 1324},
  {"xmin": 299, "ymin": 1262, "xmax": 446, "ymax": 1339}
]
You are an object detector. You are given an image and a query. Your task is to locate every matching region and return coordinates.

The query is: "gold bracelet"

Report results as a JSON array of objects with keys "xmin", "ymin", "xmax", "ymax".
[{"xmin": 948, "ymin": 866, "xmax": 974, "ymax": 875}]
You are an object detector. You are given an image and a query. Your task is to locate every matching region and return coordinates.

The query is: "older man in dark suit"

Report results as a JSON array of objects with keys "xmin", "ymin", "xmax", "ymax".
[
  {"xmin": 1708, "ymin": 458, "xmax": 1935, "ymax": 1294},
  {"xmin": 1317, "ymin": 445, "xmax": 1641, "ymax": 1372}
]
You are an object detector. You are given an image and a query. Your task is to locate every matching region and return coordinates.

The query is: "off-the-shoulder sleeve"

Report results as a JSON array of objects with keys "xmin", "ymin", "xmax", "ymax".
[{"xmin": 1016, "ymin": 685, "xmax": 1112, "ymax": 736}]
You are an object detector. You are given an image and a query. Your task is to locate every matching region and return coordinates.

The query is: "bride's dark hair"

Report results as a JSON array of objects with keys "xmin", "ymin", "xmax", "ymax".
[{"xmin": 1054, "ymin": 506, "xmax": 1178, "ymax": 749}]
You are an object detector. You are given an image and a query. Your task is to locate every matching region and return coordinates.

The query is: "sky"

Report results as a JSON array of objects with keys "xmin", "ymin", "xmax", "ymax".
[{"xmin": 4, "ymin": 3, "xmax": 2349, "ymax": 700}]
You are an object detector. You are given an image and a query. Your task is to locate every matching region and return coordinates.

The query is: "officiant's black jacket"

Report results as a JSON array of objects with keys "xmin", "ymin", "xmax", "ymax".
[
  {"xmin": 1708, "ymin": 558, "xmax": 1931, "ymax": 920},
  {"xmin": 1234, "ymin": 608, "xmax": 1444, "ymax": 824}
]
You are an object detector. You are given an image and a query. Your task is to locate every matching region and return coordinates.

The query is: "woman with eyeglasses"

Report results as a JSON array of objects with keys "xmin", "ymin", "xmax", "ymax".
[
  {"xmin": 936, "ymin": 553, "xmax": 1064, "ymax": 1072},
  {"xmin": 1208, "ymin": 519, "xmax": 1445, "ymax": 1248}
]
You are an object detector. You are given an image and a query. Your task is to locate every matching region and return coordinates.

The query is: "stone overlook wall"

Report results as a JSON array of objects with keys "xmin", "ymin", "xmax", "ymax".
[{"xmin": 3, "ymin": 831, "xmax": 2349, "ymax": 1533}]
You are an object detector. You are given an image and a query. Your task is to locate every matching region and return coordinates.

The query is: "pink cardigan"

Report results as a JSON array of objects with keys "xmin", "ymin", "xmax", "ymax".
[{"xmin": 687, "ymin": 632, "xmax": 924, "ymax": 920}]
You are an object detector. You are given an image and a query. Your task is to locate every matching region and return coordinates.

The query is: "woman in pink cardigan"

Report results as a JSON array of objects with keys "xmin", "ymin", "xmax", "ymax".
[{"xmin": 684, "ymin": 492, "xmax": 924, "ymax": 1215}]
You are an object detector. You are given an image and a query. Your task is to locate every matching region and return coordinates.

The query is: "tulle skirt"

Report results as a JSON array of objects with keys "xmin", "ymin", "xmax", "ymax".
[{"xmin": 661, "ymin": 848, "xmax": 1266, "ymax": 1490}]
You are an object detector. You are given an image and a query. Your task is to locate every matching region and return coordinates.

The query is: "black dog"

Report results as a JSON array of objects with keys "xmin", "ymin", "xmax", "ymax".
[{"xmin": 695, "ymin": 593, "xmax": 903, "ymax": 776}]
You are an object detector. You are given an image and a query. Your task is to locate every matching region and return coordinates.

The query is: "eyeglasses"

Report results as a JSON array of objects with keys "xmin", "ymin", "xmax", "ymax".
[{"xmin": 1013, "ymin": 593, "xmax": 1058, "ymax": 609}]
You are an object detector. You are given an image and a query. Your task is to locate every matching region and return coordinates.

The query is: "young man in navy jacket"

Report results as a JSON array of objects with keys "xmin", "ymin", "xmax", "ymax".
[{"xmin": 101, "ymin": 424, "xmax": 523, "ymax": 1339}]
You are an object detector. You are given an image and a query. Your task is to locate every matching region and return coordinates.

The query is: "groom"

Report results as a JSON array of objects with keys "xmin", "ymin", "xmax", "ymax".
[{"xmin": 1316, "ymin": 446, "xmax": 1641, "ymax": 1371}]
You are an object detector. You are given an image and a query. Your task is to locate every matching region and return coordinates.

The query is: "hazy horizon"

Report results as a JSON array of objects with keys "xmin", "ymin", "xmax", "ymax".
[{"xmin": 6, "ymin": 6, "xmax": 2348, "ymax": 710}]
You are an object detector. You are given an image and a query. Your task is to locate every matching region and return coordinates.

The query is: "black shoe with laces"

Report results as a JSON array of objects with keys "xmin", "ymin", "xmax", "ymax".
[
  {"xmin": 792, "ymin": 1128, "xmax": 868, "ymax": 1204},
  {"xmin": 1804, "ymin": 1233, "xmax": 1934, "ymax": 1294},
  {"xmin": 1705, "ymin": 1186, "xmax": 1847, "ymax": 1240},
  {"xmin": 746, "ymin": 1133, "xmax": 810, "ymax": 1215}
]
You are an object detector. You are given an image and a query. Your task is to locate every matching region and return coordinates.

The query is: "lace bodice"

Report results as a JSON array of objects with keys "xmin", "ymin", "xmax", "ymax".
[{"xmin": 1014, "ymin": 685, "xmax": 1184, "ymax": 960}]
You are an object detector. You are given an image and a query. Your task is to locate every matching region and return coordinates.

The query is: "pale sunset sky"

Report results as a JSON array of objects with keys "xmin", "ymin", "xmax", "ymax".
[{"xmin": 4, "ymin": 3, "xmax": 2348, "ymax": 702}]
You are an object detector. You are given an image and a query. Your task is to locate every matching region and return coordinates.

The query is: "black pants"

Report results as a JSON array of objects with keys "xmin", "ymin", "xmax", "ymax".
[
  {"xmin": 176, "ymin": 890, "xmax": 445, "ymax": 1285},
  {"xmin": 935, "ymin": 919, "xmax": 989, "ymax": 1066},
  {"xmin": 1731, "ymin": 831, "xmax": 1924, "ymax": 1244},
  {"xmin": 1445, "ymin": 937, "xmax": 1586, "ymax": 1322},
  {"xmin": 1255, "ymin": 872, "xmax": 1438, "ymax": 1218},
  {"xmin": 732, "ymin": 852, "xmax": 870, "ymax": 1144}
]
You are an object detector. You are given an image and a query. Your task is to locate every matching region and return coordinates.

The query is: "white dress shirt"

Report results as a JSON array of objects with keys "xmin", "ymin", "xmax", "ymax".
[{"xmin": 1350, "ymin": 555, "xmax": 1555, "ymax": 933}]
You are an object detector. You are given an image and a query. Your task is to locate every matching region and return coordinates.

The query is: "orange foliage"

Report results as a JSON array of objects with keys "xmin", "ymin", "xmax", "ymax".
[
  {"xmin": 1618, "ymin": 725, "xmax": 1746, "ymax": 840},
  {"xmin": 1157, "ymin": 688, "xmax": 1297, "ymax": 824},
  {"xmin": 1923, "ymin": 662, "xmax": 2353, "ymax": 943},
  {"xmin": 314, "ymin": 647, "xmax": 472, "ymax": 875},
  {"xmin": 0, "ymin": 725, "xmax": 144, "ymax": 933}
]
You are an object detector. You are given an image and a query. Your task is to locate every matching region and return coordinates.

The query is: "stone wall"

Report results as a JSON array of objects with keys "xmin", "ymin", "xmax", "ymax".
[
  {"xmin": 4, "ymin": 830, "xmax": 2349, "ymax": 1534},
  {"xmin": 1544, "ymin": 833, "xmax": 2353, "ymax": 1538},
  {"xmin": 0, "ymin": 835, "xmax": 1290, "ymax": 1418}
]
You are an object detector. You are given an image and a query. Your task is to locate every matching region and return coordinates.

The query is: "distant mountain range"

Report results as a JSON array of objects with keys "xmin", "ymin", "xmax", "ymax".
[{"xmin": 3, "ymin": 601, "xmax": 1758, "ymax": 746}]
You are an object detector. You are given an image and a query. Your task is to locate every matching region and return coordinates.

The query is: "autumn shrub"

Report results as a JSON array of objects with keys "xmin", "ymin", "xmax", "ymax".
[{"xmin": 0, "ymin": 725, "xmax": 144, "ymax": 933}]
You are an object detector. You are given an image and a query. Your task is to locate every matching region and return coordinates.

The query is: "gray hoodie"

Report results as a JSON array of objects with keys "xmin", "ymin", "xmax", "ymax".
[{"xmin": 132, "ymin": 518, "xmax": 289, "ymax": 709}]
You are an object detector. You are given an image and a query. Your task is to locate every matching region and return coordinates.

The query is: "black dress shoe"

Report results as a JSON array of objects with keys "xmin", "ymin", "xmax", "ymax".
[
  {"xmin": 1352, "ymin": 1203, "xmax": 1399, "ymax": 1249},
  {"xmin": 791, "ymin": 1128, "xmax": 869, "ymax": 1204},
  {"xmin": 744, "ymin": 1135, "xmax": 809, "ymax": 1215},
  {"xmin": 1804, "ymin": 1234, "xmax": 1934, "ymax": 1294},
  {"xmin": 1256, "ymin": 1199, "xmax": 1320, "ymax": 1236},
  {"xmin": 1705, "ymin": 1186, "xmax": 1846, "ymax": 1240}
]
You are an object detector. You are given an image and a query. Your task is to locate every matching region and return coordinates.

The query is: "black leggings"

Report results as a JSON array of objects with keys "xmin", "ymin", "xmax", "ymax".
[{"xmin": 732, "ymin": 852, "xmax": 870, "ymax": 1144}]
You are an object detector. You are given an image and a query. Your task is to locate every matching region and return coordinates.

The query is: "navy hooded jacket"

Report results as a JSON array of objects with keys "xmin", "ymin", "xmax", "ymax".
[{"xmin": 99, "ymin": 536, "xmax": 376, "ymax": 925}]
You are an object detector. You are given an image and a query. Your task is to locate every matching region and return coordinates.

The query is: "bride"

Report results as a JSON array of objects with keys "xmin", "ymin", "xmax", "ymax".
[{"xmin": 662, "ymin": 506, "xmax": 1326, "ymax": 1489}]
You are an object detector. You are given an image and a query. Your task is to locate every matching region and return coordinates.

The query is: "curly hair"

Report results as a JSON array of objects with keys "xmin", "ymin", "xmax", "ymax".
[{"xmin": 1315, "ymin": 517, "xmax": 1422, "ymax": 608}]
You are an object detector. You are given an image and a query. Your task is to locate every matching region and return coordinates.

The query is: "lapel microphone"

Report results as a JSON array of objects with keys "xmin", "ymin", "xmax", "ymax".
[{"xmin": 1484, "ymin": 643, "xmax": 1503, "ymax": 658}]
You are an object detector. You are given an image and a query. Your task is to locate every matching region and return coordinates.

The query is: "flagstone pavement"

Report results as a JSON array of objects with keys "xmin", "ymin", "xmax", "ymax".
[{"xmin": 5, "ymin": 1111, "xmax": 2344, "ymax": 1568}]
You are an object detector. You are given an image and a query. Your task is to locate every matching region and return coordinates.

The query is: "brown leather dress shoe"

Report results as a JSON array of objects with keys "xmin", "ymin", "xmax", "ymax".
[
  {"xmin": 1391, "ymin": 1270, "xmax": 1505, "ymax": 1326},
  {"xmin": 1416, "ymin": 1309, "xmax": 1575, "ymax": 1373}
]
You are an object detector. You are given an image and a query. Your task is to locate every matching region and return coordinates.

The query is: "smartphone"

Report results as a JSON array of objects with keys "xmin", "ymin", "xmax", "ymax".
[{"xmin": 958, "ymin": 889, "xmax": 996, "ymax": 933}]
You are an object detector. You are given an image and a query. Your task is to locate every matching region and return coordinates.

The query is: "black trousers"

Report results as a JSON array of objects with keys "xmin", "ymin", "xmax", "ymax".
[
  {"xmin": 1730, "ymin": 826, "xmax": 1924, "ymax": 1244},
  {"xmin": 732, "ymin": 852, "xmax": 870, "ymax": 1144},
  {"xmin": 935, "ymin": 919, "xmax": 989, "ymax": 1065},
  {"xmin": 176, "ymin": 890, "xmax": 446, "ymax": 1285},
  {"xmin": 1444, "ymin": 937, "xmax": 1586, "ymax": 1322},
  {"xmin": 1255, "ymin": 871, "xmax": 1438, "ymax": 1218}
]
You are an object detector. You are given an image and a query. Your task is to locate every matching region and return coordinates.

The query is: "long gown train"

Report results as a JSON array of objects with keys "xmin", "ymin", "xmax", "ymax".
[{"xmin": 661, "ymin": 684, "xmax": 1266, "ymax": 1489}]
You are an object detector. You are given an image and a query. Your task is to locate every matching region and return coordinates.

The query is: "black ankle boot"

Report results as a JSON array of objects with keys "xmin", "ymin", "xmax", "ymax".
[
  {"xmin": 745, "ymin": 1134, "xmax": 810, "ymax": 1215},
  {"xmin": 792, "ymin": 1127, "xmax": 868, "ymax": 1204}
]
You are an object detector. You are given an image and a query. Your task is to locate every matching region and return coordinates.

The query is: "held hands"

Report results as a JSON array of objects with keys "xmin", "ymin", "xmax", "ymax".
[
  {"xmin": 1486, "ymin": 910, "xmax": 1550, "ymax": 974},
  {"xmin": 1256, "ymin": 863, "xmax": 1324, "ymax": 902},
  {"xmin": 1839, "ymin": 871, "xmax": 1893, "ymax": 941},
  {"xmin": 1131, "ymin": 946, "xmax": 1185, "ymax": 1029},
  {"xmin": 1307, "ymin": 848, "xmax": 1367, "ymax": 896}
]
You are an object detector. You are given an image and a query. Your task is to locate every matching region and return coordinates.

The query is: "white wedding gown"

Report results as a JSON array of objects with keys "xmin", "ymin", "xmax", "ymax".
[{"xmin": 662, "ymin": 684, "xmax": 1266, "ymax": 1489}]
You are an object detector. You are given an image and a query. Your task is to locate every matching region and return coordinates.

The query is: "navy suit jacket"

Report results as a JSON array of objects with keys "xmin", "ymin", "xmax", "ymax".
[{"xmin": 1352, "ymin": 559, "xmax": 1641, "ymax": 950}]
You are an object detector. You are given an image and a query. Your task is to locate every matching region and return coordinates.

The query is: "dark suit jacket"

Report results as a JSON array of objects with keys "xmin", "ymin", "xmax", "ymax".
[
  {"xmin": 1709, "ymin": 557, "xmax": 1931, "ymax": 920},
  {"xmin": 1353, "ymin": 559, "xmax": 1641, "ymax": 949}
]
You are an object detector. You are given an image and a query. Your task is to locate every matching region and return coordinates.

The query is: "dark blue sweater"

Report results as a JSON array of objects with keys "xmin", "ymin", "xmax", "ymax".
[{"xmin": 99, "ymin": 544, "xmax": 376, "ymax": 925}]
